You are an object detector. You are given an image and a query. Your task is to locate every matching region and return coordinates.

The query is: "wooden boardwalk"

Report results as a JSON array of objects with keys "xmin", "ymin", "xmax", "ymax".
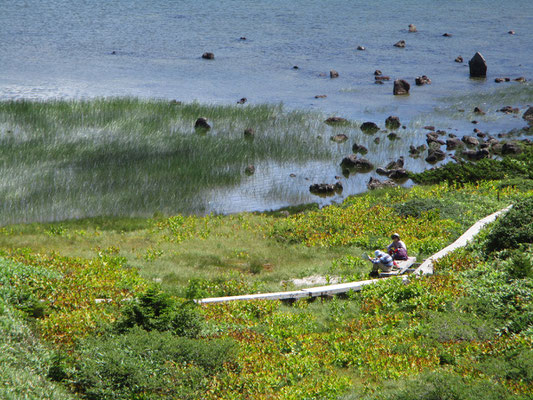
[{"xmin": 196, "ymin": 206, "xmax": 511, "ymax": 304}]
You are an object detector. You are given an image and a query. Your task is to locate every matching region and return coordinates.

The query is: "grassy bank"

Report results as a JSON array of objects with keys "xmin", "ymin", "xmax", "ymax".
[
  {"xmin": 0, "ymin": 98, "xmax": 339, "ymax": 223},
  {"xmin": 0, "ymin": 179, "xmax": 532, "ymax": 398}
]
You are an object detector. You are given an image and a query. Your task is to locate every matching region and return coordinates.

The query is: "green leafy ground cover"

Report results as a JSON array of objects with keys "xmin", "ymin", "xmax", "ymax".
[{"xmin": 0, "ymin": 177, "xmax": 532, "ymax": 398}]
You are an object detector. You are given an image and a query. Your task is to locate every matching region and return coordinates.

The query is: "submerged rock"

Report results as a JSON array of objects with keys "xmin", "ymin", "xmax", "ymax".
[
  {"xmin": 455, "ymin": 56, "xmax": 464, "ymax": 63},
  {"xmin": 330, "ymin": 134, "xmax": 349, "ymax": 143},
  {"xmin": 244, "ymin": 128, "xmax": 255, "ymax": 138},
  {"xmin": 469, "ymin": 52, "xmax": 487, "ymax": 77},
  {"xmin": 245, "ymin": 165, "xmax": 255, "ymax": 175},
  {"xmin": 325, "ymin": 116, "xmax": 348, "ymax": 125},
  {"xmin": 393, "ymin": 79, "xmax": 410, "ymax": 95},
  {"xmin": 442, "ymin": 32, "xmax": 452, "ymax": 37},
  {"xmin": 375, "ymin": 75, "xmax": 391, "ymax": 81},
  {"xmin": 315, "ymin": 94, "xmax": 327, "ymax": 99}
]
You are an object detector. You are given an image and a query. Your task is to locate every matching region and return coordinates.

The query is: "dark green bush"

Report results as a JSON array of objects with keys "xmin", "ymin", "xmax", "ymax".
[
  {"xmin": 73, "ymin": 327, "xmax": 237, "ymax": 400},
  {"xmin": 420, "ymin": 310, "xmax": 498, "ymax": 342},
  {"xmin": 485, "ymin": 197, "xmax": 533, "ymax": 252},
  {"xmin": 115, "ymin": 286, "xmax": 203, "ymax": 338}
]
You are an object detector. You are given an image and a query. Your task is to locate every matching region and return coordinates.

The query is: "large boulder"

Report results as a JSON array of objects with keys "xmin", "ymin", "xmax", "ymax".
[
  {"xmin": 340, "ymin": 155, "xmax": 374, "ymax": 172},
  {"xmin": 425, "ymin": 148, "xmax": 446, "ymax": 163},
  {"xmin": 393, "ymin": 79, "xmax": 410, "ymax": 95},
  {"xmin": 501, "ymin": 142, "xmax": 522, "ymax": 155},
  {"xmin": 385, "ymin": 116, "xmax": 401, "ymax": 130},
  {"xmin": 360, "ymin": 121, "xmax": 379, "ymax": 134},
  {"xmin": 469, "ymin": 52, "xmax": 487, "ymax": 77},
  {"xmin": 523, "ymin": 106, "xmax": 533, "ymax": 122}
]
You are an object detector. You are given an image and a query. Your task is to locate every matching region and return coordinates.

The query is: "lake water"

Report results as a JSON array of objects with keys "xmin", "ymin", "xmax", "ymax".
[{"xmin": 1, "ymin": 0, "xmax": 532, "ymax": 217}]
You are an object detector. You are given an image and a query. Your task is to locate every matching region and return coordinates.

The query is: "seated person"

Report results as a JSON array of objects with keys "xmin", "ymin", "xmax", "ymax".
[
  {"xmin": 368, "ymin": 250, "xmax": 394, "ymax": 277},
  {"xmin": 387, "ymin": 233, "xmax": 408, "ymax": 260}
]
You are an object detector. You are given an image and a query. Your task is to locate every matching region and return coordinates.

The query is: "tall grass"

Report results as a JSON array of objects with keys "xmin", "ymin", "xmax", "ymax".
[{"xmin": 0, "ymin": 98, "xmax": 334, "ymax": 223}]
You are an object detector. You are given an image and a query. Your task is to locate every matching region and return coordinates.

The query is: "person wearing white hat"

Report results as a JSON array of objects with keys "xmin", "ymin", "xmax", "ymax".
[{"xmin": 368, "ymin": 250, "xmax": 394, "ymax": 277}]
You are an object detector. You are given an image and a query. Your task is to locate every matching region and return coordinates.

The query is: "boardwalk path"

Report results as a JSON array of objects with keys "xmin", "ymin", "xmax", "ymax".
[{"xmin": 197, "ymin": 206, "xmax": 511, "ymax": 304}]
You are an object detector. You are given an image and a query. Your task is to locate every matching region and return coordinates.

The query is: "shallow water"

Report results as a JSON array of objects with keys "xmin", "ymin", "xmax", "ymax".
[{"xmin": 1, "ymin": 0, "xmax": 532, "ymax": 218}]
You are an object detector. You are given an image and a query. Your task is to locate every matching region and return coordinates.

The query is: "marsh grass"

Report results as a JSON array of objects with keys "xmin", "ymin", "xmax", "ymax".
[{"xmin": 0, "ymin": 98, "xmax": 336, "ymax": 224}]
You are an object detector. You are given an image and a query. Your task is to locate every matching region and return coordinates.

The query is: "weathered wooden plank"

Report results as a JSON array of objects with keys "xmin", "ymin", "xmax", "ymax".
[{"xmin": 197, "ymin": 290, "xmax": 309, "ymax": 304}]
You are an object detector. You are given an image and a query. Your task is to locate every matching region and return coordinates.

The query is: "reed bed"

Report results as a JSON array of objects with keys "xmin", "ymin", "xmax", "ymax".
[{"xmin": 0, "ymin": 98, "xmax": 337, "ymax": 223}]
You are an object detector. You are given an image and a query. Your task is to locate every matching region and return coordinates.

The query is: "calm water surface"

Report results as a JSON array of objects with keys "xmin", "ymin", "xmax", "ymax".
[{"xmin": 1, "ymin": 0, "xmax": 532, "ymax": 217}]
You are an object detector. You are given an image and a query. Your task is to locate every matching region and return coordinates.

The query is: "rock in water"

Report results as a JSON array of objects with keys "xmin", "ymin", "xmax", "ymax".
[
  {"xmin": 469, "ymin": 52, "xmax": 487, "ymax": 77},
  {"xmin": 523, "ymin": 107, "xmax": 533, "ymax": 122},
  {"xmin": 330, "ymin": 70, "xmax": 339, "ymax": 78},
  {"xmin": 415, "ymin": 75, "xmax": 431, "ymax": 85},
  {"xmin": 360, "ymin": 121, "xmax": 379, "ymax": 134},
  {"xmin": 393, "ymin": 79, "xmax": 410, "ymax": 95},
  {"xmin": 201, "ymin": 52, "xmax": 215, "ymax": 60},
  {"xmin": 394, "ymin": 40, "xmax": 406, "ymax": 48},
  {"xmin": 194, "ymin": 117, "xmax": 211, "ymax": 130},
  {"xmin": 325, "ymin": 116, "xmax": 348, "ymax": 125},
  {"xmin": 385, "ymin": 116, "xmax": 401, "ymax": 129},
  {"xmin": 408, "ymin": 24, "xmax": 417, "ymax": 32}
]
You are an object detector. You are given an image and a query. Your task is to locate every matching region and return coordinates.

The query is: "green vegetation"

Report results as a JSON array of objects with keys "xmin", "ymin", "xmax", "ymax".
[
  {"xmin": 0, "ymin": 98, "xmax": 340, "ymax": 223},
  {"xmin": 409, "ymin": 142, "xmax": 533, "ymax": 185},
  {"xmin": 1, "ymin": 98, "xmax": 533, "ymax": 399},
  {"xmin": 0, "ymin": 178, "xmax": 531, "ymax": 399}
]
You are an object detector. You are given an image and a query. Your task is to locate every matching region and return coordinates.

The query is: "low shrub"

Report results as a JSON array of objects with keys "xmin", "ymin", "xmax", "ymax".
[
  {"xmin": 115, "ymin": 286, "xmax": 202, "ymax": 338},
  {"xmin": 486, "ymin": 196, "xmax": 533, "ymax": 252},
  {"xmin": 73, "ymin": 327, "xmax": 237, "ymax": 400},
  {"xmin": 419, "ymin": 310, "xmax": 498, "ymax": 342},
  {"xmin": 347, "ymin": 371, "xmax": 521, "ymax": 400}
]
